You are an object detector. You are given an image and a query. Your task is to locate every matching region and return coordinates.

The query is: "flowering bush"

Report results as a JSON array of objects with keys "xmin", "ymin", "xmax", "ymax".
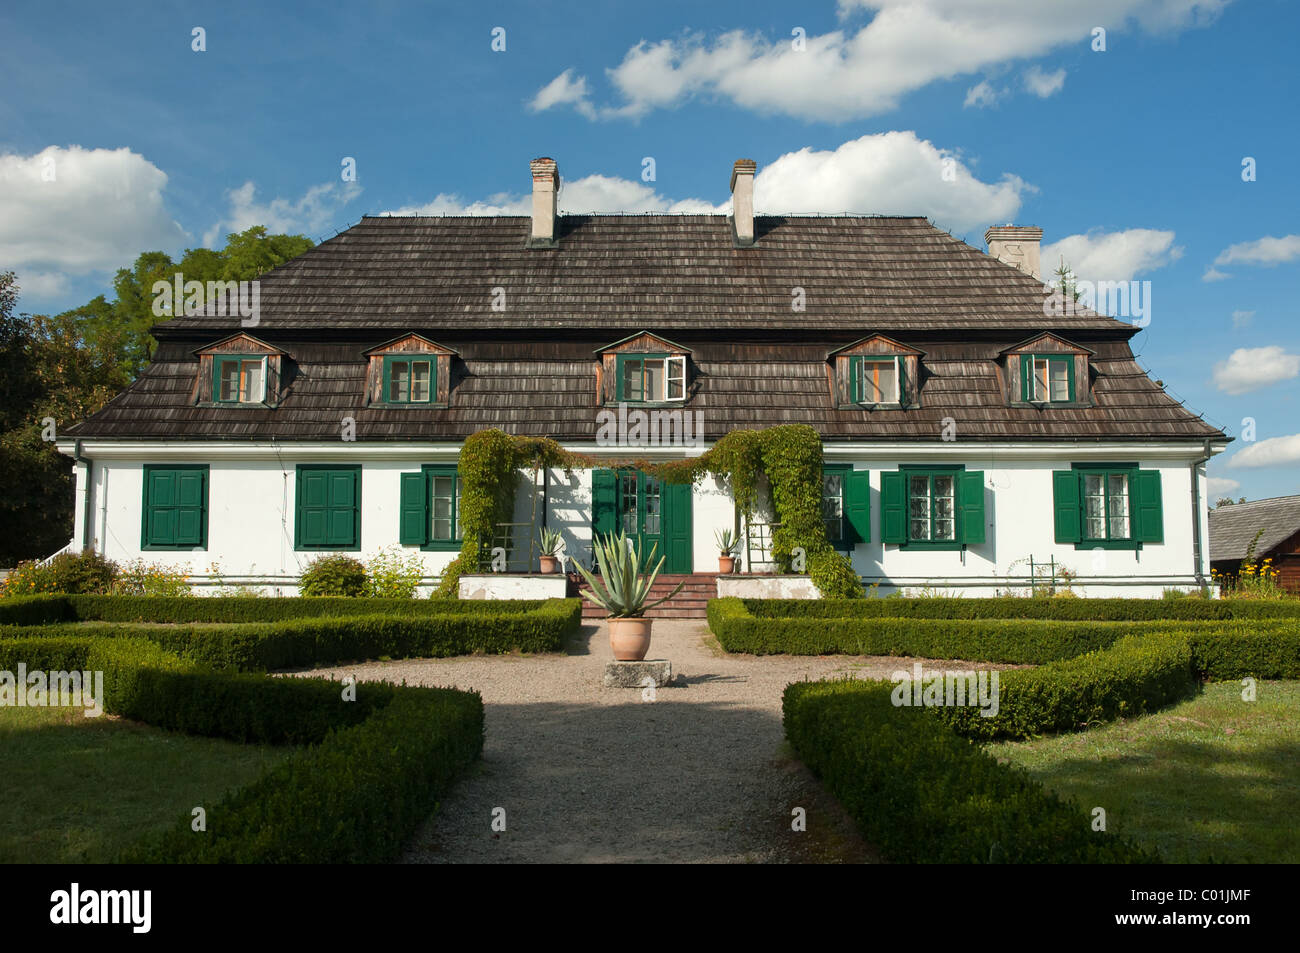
[
  {"xmin": 298, "ymin": 554, "xmax": 368, "ymax": 597},
  {"xmin": 114, "ymin": 559, "xmax": 192, "ymax": 596},
  {"xmin": 366, "ymin": 547, "xmax": 425, "ymax": 599},
  {"xmin": 0, "ymin": 559, "xmax": 60, "ymax": 597}
]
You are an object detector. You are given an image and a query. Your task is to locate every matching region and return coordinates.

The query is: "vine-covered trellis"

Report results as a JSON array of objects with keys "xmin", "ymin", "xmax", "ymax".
[{"xmin": 432, "ymin": 425, "xmax": 862, "ymax": 599}]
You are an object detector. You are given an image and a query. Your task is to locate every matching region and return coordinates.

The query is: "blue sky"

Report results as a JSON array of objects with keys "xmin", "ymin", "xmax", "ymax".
[{"xmin": 1, "ymin": 0, "xmax": 1297, "ymax": 499}]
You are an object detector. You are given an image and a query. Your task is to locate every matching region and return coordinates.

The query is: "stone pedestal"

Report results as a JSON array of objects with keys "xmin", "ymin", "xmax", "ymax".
[{"xmin": 603, "ymin": 659, "xmax": 673, "ymax": 688}]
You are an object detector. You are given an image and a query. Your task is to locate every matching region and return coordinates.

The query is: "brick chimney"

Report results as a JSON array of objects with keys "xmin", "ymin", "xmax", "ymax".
[
  {"xmin": 730, "ymin": 159, "xmax": 757, "ymax": 247},
  {"xmin": 529, "ymin": 157, "xmax": 559, "ymax": 247},
  {"xmin": 984, "ymin": 225, "xmax": 1043, "ymax": 280}
]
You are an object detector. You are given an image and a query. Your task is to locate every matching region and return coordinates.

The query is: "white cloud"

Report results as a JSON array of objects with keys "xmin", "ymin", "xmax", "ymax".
[
  {"xmin": 528, "ymin": 69, "xmax": 596, "ymax": 119},
  {"xmin": 534, "ymin": 0, "xmax": 1229, "ymax": 121},
  {"xmin": 14, "ymin": 270, "xmax": 70, "ymax": 299},
  {"xmin": 203, "ymin": 180, "xmax": 362, "ymax": 247},
  {"xmin": 1023, "ymin": 65, "xmax": 1066, "ymax": 97},
  {"xmin": 1207, "ymin": 476, "xmax": 1241, "ymax": 496},
  {"xmin": 0, "ymin": 145, "xmax": 187, "ymax": 276},
  {"xmin": 1226, "ymin": 433, "xmax": 1300, "ymax": 469},
  {"xmin": 1213, "ymin": 234, "xmax": 1300, "ymax": 267},
  {"xmin": 963, "ymin": 80, "xmax": 1004, "ymax": 108},
  {"xmin": 1212, "ymin": 346, "xmax": 1300, "ymax": 396},
  {"xmin": 1231, "ymin": 309, "xmax": 1254, "ymax": 329},
  {"xmin": 385, "ymin": 174, "xmax": 715, "ymax": 216},
  {"xmin": 386, "ymin": 132, "xmax": 1030, "ymax": 233},
  {"xmin": 1041, "ymin": 228, "xmax": 1182, "ymax": 284},
  {"xmin": 1202, "ymin": 266, "xmax": 1230, "ymax": 282}
]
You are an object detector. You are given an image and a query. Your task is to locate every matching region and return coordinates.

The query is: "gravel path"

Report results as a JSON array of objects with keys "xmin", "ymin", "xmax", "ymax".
[{"xmin": 294, "ymin": 622, "xmax": 1005, "ymax": 864}]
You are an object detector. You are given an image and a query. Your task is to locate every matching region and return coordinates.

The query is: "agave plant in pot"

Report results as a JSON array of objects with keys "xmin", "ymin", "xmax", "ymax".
[
  {"xmin": 715, "ymin": 528, "xmax": 741, "ymax": 574},
  {"xmin": 575, "ymin": 530, "xmax": 685, "ymax": 661},
  {"xmin": 538, "ymin": 527, "xmax": 565, "ymax": 574}
]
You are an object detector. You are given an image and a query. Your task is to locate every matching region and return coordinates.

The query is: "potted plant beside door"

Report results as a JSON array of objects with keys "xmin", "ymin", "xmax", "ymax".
[
  {"xmin": 538, "ymin": 527, "xmax": 564, "ymax": 574},
  {"xmin": 575, "ymin": 530, "xmax": 685, "ymax": 661},
  {"xmin": 715, "ymin": 528, "xmax": 741, "ymax": 574}
]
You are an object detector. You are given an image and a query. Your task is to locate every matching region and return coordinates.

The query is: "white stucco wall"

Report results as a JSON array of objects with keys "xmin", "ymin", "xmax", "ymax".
[{"xmin": 60, "ymin": 439, "xmax": 1219, "ymax": 598}]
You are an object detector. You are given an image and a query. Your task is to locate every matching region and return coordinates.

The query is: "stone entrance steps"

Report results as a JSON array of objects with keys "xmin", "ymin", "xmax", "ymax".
[{"xmin": 572, "ymin": 572, "xmax": 719, "ymax": 619}]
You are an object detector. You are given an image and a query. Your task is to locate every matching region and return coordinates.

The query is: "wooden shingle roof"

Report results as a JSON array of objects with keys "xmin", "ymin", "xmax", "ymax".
[
  {"xmin": 64, "ymin": 213, "xmax": 1225, "ymax": 444},
  {"xmin": 1209, "ymin": 496, "xmax": 1300, "ymax": 562}
]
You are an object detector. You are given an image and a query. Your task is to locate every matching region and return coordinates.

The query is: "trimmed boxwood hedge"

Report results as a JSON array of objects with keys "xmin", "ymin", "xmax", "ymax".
[
  {"xmin": 744, "ymin": 596, "xmax": 1300, "ymax": 621},
  {"xmin": 0, "ymin": 598, "xmax": 583, "ymax": 669},
  {"xmin": 0, "ymin": 593, "xmax": 553, "ymax": 626},
  {"xmin": 709, "ymin": 597, "xmax": 1300, "ymax": 677},
  {"xmin": 783, "ymin": 679, "xmax": 1159, "ymax": 863},
  {"xmin": 0, "ymin": 632, "xmax": 483, "ymax": 862},
  {"xmin": 931, "ymin": 633, "xmax": 1197, "ymax": 741}
]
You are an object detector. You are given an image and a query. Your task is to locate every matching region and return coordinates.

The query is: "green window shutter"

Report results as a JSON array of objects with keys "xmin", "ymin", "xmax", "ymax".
[
  {"xmin": 327, "ymin": 470, "xmax": 357, "ymax": 546},
  {"xmin": 880, "ymin": 471, "xmax": 906, "ymax": 544},
  {"xmin": 399, "ymin": 471, "xmax": 429, "ymax": 545},
  {"xmin": 297, "ymin": 469, "xmax": 327, "ymax": 547},
  {"xmin": 1133, "ymin": 469, "xmax": 1164, "ymax": 543},
  {"xmin": 1052, "ymin": 470, "xmax": 1082, "ymax": 543},
  {"xmin": 591, "ymin": 469, "xmax": 617, "ymax": 536},
  {"xmin": 848, "ymin": 358, "xmax": 859, "ymax": 404},
  {"xmin": 1066, "ymin": 357, "xmax": 1076, "ymax": 402},
  {"xmin": 897, "ymin": 358, "xmax": 908, "ymax": 408},
  {"xmin": 844, "ymin": 469, "xmax": 871, "ymax": 544},
  {"xmin": 958, "ymin": 470, "xmax": 985, "ymax": 545},
  {"xmin": 173, "ymin": 469, "xmax": 206, "ymax": 546},
  {"xmin": 1020, "ymin": 354, "xmax": 1032, "ymax": 402},
  {"xmin": 145, "ymin": 470, "xmax": 175, "ymax": 546}
]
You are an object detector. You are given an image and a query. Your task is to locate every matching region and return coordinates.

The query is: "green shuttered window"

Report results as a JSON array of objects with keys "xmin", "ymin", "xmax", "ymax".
[
  {"xmin": 383, "ymin": 355, "xmax": 435, "ymax": 403},
  {"xmin": 1019, "ymin": 354, "xmax": 1074, "ymax": 403},
  {"xmin": 142, "ymin": 465, "xmax": 208, "ymax": 549},
  {"xmin": 848, "ymin": 356, "xmax": 905, "ymax": 406},
  {"xmin": 398, "ymin": 465, "xmax": 462, "ymax": 550},
  {"xmin": 1052, "ymin": 465, "xmax": 1163, "ymax": 548},
  {"xmin": 880, "ymin": 467, "xmax": 984, "ymax": 549},
  {"xmin": 295, "ymin": 465, "xmax": 360, "ymax": 550},
  {"xmin": 822, "ymin": 466, "xmax": 870, "ymax": 549}
]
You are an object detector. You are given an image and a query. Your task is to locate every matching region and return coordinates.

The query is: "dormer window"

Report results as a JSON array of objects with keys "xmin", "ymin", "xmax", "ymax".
[
  {"xmin": 850, "ymin": 356, "xmax": 901, "ymax": 405},
  {"xmin": 1002, "ymin": 334, "xmax": 1092, "ymax": 406},
  {"xmin": 829, "ymin": 335, "xmax": 920, "ymax": 409},
  {"xmin": 1023, "ymin": 354, "xmax": 1073, "ymax": 403},
  {"xmin": 364, "ymin": 334, "xmax": 457, "ymax": 408},
  {"xmin": 215, "ymin": 355, "xmax": 267, "ymax": 404},
  {"xmin": 193, "ymin": 334, "xmax": 284, "ymax": 407},
  {"xmin": 597, "ymin": 331, "xmax": 692, "ymax": 406},
  {"xmin": 618, "ymin": 354, "xmax": 687, "ymax": 403},
  {"xmin": 384, "ymin": 356, "xmax": 434, "ymax": 403}
]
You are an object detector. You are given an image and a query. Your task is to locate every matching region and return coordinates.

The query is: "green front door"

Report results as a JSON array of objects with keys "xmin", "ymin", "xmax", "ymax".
[{"xmin": 593, "ymin": 468, "xmax": 692, "ymax": 572}]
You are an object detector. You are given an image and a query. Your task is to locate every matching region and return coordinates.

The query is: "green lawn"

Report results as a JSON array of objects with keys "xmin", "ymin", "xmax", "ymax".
[
  {"xmin": 0, "ymin": 706, "xmax": 290, "ymax": 863},
  {"xmin": 988, "ymin": 681, "xmax": 1300, "ymax": 863}
]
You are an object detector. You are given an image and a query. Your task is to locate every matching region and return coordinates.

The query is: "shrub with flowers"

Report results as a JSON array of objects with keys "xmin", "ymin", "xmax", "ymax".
[{"xmin": 113, "ymin": 559, "xmax": 193, "ymax": 596}]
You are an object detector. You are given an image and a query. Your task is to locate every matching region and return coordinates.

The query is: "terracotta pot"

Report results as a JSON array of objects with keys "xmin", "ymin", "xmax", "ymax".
[
  {"xmin": 539, "ymin": 555, "xmax": 560, "ymax": 574},
  {"xmin": 609, "ymin": 616, "xmax": 653, "ymax": 661},
  {"xmin": 718, "ymin": 555, "xmax": 736, "ymax": 574}
]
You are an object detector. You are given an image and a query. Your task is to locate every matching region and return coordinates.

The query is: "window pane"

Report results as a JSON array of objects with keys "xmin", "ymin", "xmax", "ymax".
[
  {"xmin": 1049, "ymin": 361, "xmax": 1070, "ymax": 401},
  {"xmin": 667, "ymin": 357, "xmax": 686, "ymax": 399},
  {"xmin": 644, "ymin": 476, "xmax": 661, "ymax": 535},
  {"xmin": 620, "ymin": 360, "xmax": 643, "ymax": 402},
  {"xmin": 1108, "ymin": 474, "xmax": 1129, "ymax": 539},
  {"xmin": 644, "ymin": 360, "xmax": 665, "ymax": 402},
  {"xmin": 1033, "ymin": 358, "xmax": 1049, "ymax": 400},
  {"xmin": 390, "ymin": 361, "xmax": 409, "ymax": 402},
  {"xmin": 822, "ymin": 474, "xmax": 843, "ymax": 541},
  {"xmin": 1083, "ymin": 473, "xmax": 1105, "ymax": 538},
  {"xmin": 411, "ymin": 362, "xmax": 431, "ymax": 402},
  {"xmin": 619, "ymin": 473, "xmax": 637, "ymax": 533},
  {"xmin": 219, "ymin": 362, "xmax": 240, "ymax": 401},
  {"xmin": 431, "ymin": 475, "xmax": 454, "ymax": 539},
  {"xmin": 932, "ymin": 475, "xmax": 955, "ymax": 540},
  {"xmin": 908, "ymin": 475, "xmax": 930, "ymax": 540},
  {"xmin": 241, "ymin": 360, "xmax": 262, "ymax": 402}
]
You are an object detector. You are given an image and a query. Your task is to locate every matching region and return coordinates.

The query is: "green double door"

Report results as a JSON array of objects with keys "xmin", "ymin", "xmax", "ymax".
[{"xmin": 591, "ymin": 468, "xmax": 692, "ymax": 572}]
